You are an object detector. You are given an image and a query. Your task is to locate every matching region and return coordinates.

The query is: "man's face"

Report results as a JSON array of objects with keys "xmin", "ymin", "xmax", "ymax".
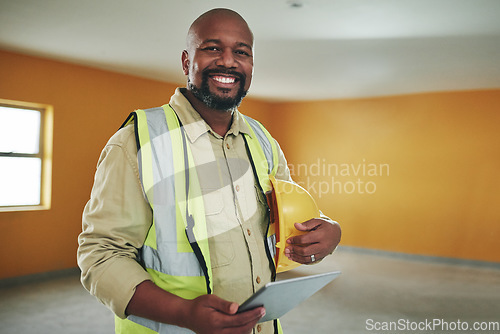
[{"xmin": 183, "ymin": 15, "xmax": 254, "ymax": 110}]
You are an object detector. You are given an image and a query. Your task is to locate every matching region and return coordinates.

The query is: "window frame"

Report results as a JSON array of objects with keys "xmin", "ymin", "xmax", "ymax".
[{"xmin": 0, "ymin": 98, "xmax": 53, "ymax": 212}]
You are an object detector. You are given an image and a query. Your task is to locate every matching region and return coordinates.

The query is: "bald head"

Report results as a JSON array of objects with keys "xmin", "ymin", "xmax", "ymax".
[
  {"xmin": 186, "ymin": 8, "xmax": 254, "ymax": 51},
  {"xmin": 181, "ymin": 8, "xmax": 255, "ymax": 112}
]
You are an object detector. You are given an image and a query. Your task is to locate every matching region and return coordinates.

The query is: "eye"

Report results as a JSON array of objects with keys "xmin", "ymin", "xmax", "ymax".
[
  {"xmin": 202, "ymin": 46, "xmax": 220, "ymax": 52},
  {"xmin": 235, "ymin": 49, "xmax": 252, "ymax": 57}
]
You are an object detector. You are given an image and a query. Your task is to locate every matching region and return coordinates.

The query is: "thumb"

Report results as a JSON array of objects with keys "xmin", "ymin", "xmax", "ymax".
[
  {"xmin": 227, "ymin": 302, "xmax": 239, "ymax": 315},
  {"xmin": 211, "ymin": 295, "xmax": 239, "ymax": 315},
  {"xmin": 294, "ymin": 219, "xmax": 321, "ymax": 231}
]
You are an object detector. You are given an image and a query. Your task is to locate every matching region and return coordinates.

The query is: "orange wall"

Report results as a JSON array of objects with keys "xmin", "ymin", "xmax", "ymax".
[
  {"xmin": 270, "ymin": 92, "xmax": 500, "ymax": 262},
  {"xmin": 0, "ymin": 50, "xmax": 176, "ymax": 279},
  {"xmin": 0, "ymin": 49, "xmax": 499, "ymax": 279}
]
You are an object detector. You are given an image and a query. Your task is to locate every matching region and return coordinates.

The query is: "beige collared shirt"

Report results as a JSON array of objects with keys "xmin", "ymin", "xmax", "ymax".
[{"xmin": 78, "ymin": 88, "xmax": 292, "ymax": 333}]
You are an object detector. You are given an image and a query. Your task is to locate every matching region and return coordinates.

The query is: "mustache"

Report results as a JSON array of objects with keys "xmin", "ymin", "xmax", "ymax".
[{"xmin": 202, "ymin": 68, "xmax": 246, "ymax": 83}]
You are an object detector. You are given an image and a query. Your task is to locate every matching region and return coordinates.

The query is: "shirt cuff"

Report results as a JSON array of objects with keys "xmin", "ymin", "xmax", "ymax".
[{"xmin": 92, "ymin": 258, "xmax": 152, "ymax": 319}]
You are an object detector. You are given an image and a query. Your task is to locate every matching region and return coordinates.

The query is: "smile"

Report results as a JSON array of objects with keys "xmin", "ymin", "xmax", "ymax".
[{"xmin": 211, "ymin": 75, "xmax": 237, "ymax": 84}]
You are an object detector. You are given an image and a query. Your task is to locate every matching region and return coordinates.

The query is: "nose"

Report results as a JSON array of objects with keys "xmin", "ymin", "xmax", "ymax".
[{"xmin": 215, "ymin": 48, "xmax": 236, "ymax": 68}]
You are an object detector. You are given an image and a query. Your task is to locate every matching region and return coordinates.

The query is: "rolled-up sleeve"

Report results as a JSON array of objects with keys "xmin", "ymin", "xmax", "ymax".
[{"xmin": 77, "ymin": 125, "xmax": 152, "ymax": 319}]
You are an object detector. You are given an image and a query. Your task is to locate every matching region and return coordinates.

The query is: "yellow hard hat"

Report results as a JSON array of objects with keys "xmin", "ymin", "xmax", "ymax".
[{"xmin": 266, "ymin": 175, "xmax": 320, "ymax": 273}]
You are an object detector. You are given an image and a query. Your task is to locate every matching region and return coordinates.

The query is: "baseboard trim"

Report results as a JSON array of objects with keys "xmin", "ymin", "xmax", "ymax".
[
  {"xmin": 337, "ymin": 246, "xmax": 500, "ymax": 270},
  {"xmin": 0, "ymin": 267, "xmax": 80, "ymax": 289}
]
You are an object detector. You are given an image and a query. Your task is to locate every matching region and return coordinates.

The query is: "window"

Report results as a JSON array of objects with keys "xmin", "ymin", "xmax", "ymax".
[{"xmin": 0, "ymin": 99, "xmax": 53, "ymax": 211}]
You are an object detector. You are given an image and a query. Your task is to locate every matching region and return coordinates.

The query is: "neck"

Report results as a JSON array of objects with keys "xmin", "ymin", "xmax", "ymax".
[{"xmin": 182, "ymin": 89, "xmax": 233, "ymax": 137}]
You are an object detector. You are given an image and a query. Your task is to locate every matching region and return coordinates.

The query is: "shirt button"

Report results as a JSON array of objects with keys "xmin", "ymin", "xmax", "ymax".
[
  {"xmin": 257, "ymin": 325, "xmax": 262, "ymax": 332},
  {"xmin": 235, "ymin": 185, "xmax": 240, "ymax": 192},
  {"xmin": 256, "ymin": 276, "xmax": 261, "ymax": 284},
  {"xmin": 247, "ymin": 229, "xmax": 251, "ymax": 236},
  {"xmin": 226, "ymin": 143, "xmax": 230, "ymax": 149}
]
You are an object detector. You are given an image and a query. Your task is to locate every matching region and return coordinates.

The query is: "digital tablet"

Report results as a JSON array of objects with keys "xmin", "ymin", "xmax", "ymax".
[{"xmin": 237, "ymin": 271, "xmax": 341, "ymax": 323}]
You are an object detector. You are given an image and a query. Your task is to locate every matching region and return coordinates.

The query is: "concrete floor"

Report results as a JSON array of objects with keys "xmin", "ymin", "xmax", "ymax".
[{"xmin": 1, "ymin": 248, "xmax": 499, "ymax": 334}]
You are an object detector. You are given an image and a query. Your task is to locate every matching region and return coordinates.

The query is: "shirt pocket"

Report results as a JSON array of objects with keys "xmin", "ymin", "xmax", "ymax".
[
  {"xmin": 208, "ymin": 231, "xmax": 235, "ymax": 269},
  {"xmin": 204, "ymin": 189, "xmax": 235, "ymax": 268},
  {"xmin": 203, "ymin": 188, "xmax": 224, "ymax": 216}
]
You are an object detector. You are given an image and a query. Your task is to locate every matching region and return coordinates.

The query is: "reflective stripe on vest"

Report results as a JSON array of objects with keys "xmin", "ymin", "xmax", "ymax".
[
  {"xmin": 130, "ymin": 107, "xmax": 211, "ymax": 279},
  {"xmin": 243, "ymin": 115, "xmax": 279, "ymax": 180},
  {"xmin": 118, "ymin": 104, "xmax": 281, "ymax": 334}
]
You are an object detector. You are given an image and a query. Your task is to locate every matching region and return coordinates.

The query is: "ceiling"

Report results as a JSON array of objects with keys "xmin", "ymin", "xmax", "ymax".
[{"xmin": 1, "ymin": 0, "xmax": 500, "ymax": 101}]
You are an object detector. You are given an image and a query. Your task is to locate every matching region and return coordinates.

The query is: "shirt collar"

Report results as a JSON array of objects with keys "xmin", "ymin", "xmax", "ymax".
[
  {"xmin": 168, "ymin": 88, "xmax": 252, "ymax": 143},
  {"xmin": 230, "ymin": 107, "xmax": 252, "ymax": 138}
]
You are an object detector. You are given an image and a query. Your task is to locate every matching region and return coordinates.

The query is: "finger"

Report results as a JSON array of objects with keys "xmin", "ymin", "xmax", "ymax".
[
  {"xmin": 294, "ymin": 219, "xmax": 322, "ymax": 232},
  {"xmin": 286, "ymin": 243, "xmax": 322, "ymax": 257},
  {"xmin": 285, "ymin": 244, "xmax": 324, "ymax": 263},
  {"xmin": 285, "ymin": 251, "xmax": 311, "ymax": 264},
  {"xmin": 294, "ymin": 252, "xmax": 320, "ymax": 264},
  {"xmin": 239, "ymin": 307, "xmax": 266, "ymax": 324},
  {"xmin": 227, "ymin": 302, "xmax": 239, "ymax": 315},
  {"xmin": 208, "ymin": 295, "xmax": 240, "ymax": 315},
  {"xmin": 223, "ymin": 307, "xmax": 266, "ymax": 331},
  {"xmin": 287, "ymin": 229, "xmax": 321, "ymax": 246},
  {"xmin": 286, "ymin": 249, "xmax": 321, "ymax": 264},
  {"xmin": 287, "ymin": 220, "xmax": 325, "ymax": 245}
]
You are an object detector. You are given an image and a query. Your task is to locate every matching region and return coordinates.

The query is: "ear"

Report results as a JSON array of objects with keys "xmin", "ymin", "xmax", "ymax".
[{"xmin": 181, "ymin": 50, "xmax": 190, "ymax": 75}]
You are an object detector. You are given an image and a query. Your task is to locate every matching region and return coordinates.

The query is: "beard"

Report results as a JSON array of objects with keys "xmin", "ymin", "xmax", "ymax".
[{"xmin": 188, "ymin": 69, "xmax": 248, "ymax": 111}]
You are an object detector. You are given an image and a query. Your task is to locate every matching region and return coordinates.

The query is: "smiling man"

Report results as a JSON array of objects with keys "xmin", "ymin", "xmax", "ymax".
[
  {"xmin": 185, "ymin": 14, "xmax": 251, "ymax": 103},
  {"xmin": 78, "ymin": 8, "xmax": 341, "ymax": 334},
  {"xmin": 182, "ymin": 9, "xmax": 254, "ymax": 135}
]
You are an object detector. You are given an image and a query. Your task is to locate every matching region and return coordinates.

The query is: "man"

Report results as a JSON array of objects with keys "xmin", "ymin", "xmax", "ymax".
[{"xmin": 78, "ymin": 8, "xmax": 341, "ymax": 334}]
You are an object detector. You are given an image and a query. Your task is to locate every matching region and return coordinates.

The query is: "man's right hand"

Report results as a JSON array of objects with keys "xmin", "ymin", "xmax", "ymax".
[
  {"xmin": 186, "ymin": 294, "xmax": 266, "ymax": 334},
  {"xmin": 126, "ymin": 280, "xmax": 265, "ymax": 334}
]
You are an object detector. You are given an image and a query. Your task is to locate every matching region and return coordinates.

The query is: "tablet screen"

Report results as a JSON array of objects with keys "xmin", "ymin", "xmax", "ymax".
[{"xmin": 237, "ymin": 271, "xmax": 341, "ymax": 323}]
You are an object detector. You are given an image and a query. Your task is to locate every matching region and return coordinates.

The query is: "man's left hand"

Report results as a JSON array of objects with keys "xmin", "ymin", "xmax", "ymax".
[{"xmin": 284, "ymin": 219, "xmax": 341, "ymax": 264}]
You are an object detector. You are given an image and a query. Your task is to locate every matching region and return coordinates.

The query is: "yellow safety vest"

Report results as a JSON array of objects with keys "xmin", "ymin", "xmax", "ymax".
[{"xmin": 116, "ymin": 104, "xmax": 283, "ymax": 334}]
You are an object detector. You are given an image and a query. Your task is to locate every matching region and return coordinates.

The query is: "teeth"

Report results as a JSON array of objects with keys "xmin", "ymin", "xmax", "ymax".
[{"xmin": 213, "ymin": 76, "xmax": 235, "ymax": 84}]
